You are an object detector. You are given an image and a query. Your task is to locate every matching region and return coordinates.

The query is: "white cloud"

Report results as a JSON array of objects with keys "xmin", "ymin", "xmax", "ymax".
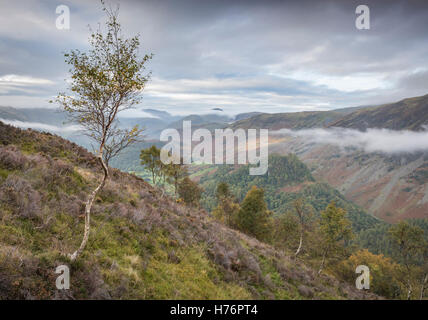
[{"xmin": 272, "ymin": 127, "xmax": 428, "ymax": 154}]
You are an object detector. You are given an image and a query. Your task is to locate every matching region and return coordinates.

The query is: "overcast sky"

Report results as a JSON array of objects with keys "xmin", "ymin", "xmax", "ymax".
[{"xmin": 0, "ymin": 0, "xmax": 427, "ymax": 116}]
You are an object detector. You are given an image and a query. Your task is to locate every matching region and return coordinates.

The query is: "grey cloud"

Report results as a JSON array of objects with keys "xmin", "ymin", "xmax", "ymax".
[
  {"xmin": 1, "ymin": 0, "xmax": 428, "ymax": 113},
  {"xmin": 398, "ymin": 70, "xmax": 428, "ymax": 91}
]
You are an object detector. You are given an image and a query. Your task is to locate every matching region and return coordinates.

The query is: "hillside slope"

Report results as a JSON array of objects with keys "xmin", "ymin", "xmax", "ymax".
[
  {"xmin": 269, "ymin": 136, "xmax": 428, "ymax": 223},
  {"xmin": 0, "ymin": 121, "xmax": 377, "ymax": 300},
  {"xmin": 329, "ymin": 94, "xmax": 428, "ymax": 131}
]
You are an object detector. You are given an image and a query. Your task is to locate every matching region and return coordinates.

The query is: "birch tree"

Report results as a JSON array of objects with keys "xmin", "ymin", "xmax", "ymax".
[
  {"xmin": 140, "ymin": 145, "xmax": 161, "ymax": 184},
  {"xmin": 55, "ymin": 2, "xmax": 151, "ymax": 261},
  {"xmin": 293, "ymin": 198, "xmax": 309, "ymax": 259}
]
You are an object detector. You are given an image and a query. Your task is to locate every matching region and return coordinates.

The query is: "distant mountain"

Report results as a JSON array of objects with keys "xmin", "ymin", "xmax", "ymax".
[
  {"xmin": 118, "ymin": 117, "xmax": 170, "ymax": 139},
  {"xmin": 329, "ymin": 94, "xmax": 428, "ymax": 131},
  {"xmin": 233, "ymin": 112, "xmax": 263, "ymax": 122},
  {"xmin": 231, "ymin": 110, "xmax": 344, "ymax": 130},
  {"xmin": 0, "ymin": 106, "xmax": 66, "ymax": 124},
  {"xmin": 168, "ymin": 114, "xmax": 232, "ymax": 130},
  {"xmin": 232, "ymin": 94, "xmax": 428, "ymax": 132},
  {"xmin": 141, "ymin": 108, "xmax": 181, "ymax": 123},
  {"xmin": 0, "ymin": 106, "xmax": 27, "ymax": 121}
]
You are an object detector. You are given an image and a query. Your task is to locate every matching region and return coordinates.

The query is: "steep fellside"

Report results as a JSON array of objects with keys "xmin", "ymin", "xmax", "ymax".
[
  {"xmin": 269, "ymin": 135, "xmax": 428, "ymax": 222},
  {"xmin": 0, "ymin": 121, "xmax": 377, "ymax": 300}
]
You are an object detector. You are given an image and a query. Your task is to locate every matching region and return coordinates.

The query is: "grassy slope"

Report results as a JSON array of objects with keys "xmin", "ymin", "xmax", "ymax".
[{"xmin": 0, "ymin": 121, "xmax": 378, "ymax": 300}]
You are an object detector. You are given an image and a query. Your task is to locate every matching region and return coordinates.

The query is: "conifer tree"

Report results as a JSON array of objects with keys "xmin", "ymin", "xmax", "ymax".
[
  {"xmin": 213, "ymin": 182, "xmax": 239, "ymax": 226},
  {"xmin": 236, "ymin": 186, "xmax": 272, "ymax": 241},
  {"xmin": 318, "ymin": 202, "xmax": 353, "ymax": 274}
]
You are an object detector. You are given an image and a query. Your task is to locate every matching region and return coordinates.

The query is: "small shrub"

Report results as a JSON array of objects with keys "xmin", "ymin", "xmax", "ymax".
[
  {"xmin": 0, "ymin": 175, "xmax": 41, "ymax": 219},
  {"xmin": 0, "ymin": 145, "xmax": 27, "ymax": 170}
]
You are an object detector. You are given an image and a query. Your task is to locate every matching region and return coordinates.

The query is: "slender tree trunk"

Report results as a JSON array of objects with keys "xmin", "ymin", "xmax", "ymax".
[
  {"xmin": 294, "ymin": 230, "xmax": 303, "ymax": 259},
  {"xmin": 294, "ymin": 200, "xmax": 305, "ymax": 260},
  {"xmin": 318, "ymin": 247, "xmax": 328, "ymax": 275},
  {"xmin": 420, "ymin": 273, "xmax": 427, "ymax": 300},
  {"xmin": 404, "ymin": 263, "xmax": 413, "ymax": 300},
  {"xmin": 69, "ymin": 155, "xmax": 108, "ymax": 261},
  {"xmin": 407, "ymin": 280, "xmax": 413, "ymax": 300},
  {"xmin": 226, "ymin": 209, "xmax": 231, "ymax": 227}
]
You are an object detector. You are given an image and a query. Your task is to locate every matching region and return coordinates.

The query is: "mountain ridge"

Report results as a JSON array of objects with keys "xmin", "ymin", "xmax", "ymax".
[{"xmin": 232, "ymin": 93, "xmax": 428, "ymax": 131}]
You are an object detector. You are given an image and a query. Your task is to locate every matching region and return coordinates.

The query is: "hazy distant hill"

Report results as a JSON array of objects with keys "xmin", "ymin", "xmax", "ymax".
[
  {"xmin": 234, "ymin": 112, "xmax": 263, "ymax": 121},
  {"xmin": 168, "ymin": 114, "xmax": 232, "ymax": 129},
  {"xmin": 0, "ymin": 106, "xmax": 66, "ymax": 124},
  {"xmin": 142, "ymin": 108, "xmax": 181, "ymax": 123}
]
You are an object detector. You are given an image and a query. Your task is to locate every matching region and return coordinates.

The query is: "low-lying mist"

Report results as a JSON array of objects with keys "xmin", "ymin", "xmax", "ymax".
[
  {"xmin": 272, "ymin": 127, "xmax": 428, "ymax": 154},
  {"xmin": 0, "ymin": 118, "xmax": 81, "ymax": 134}
]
